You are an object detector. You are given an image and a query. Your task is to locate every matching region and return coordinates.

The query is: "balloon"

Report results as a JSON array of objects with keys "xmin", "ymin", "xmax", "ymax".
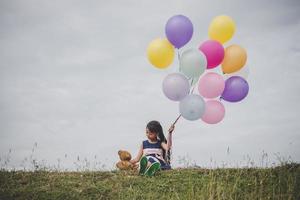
[
  {"xmin": 198, "ymin": 72, "xmax": 225, "ymax": 98},
  {"xmin": 222, "ymin": 45, "xmax": 247, "ymax": 74},
  {"xmin": 147, "ymin": 38, "xmax": 175, "ymax": 69},
  {"xmin": 221, "ymin": 76, "xmax": 249, "ymax": 102},
  {"xmin": 201, "ymin": 100, "xmax": 225, "ymax": 124},
  {"xmin": 179, "ymin": 94, "xmax": 205, "ymax": 121},
  {"xmin": 224, "ymin": 65, "xmax": 250, "ymax": 80},
  {"xmin": 179, "ymin": 49, "xmax": 206, "ymax": 79},
  {"xmin": 162, "ymin": 73, "xmax": 190, "ymax": 101},
  {"xmin": 199, "ymin": 40, "xmax": 224, "ymax": 69},
  {"xmin": 165, "ymin": 15, "xmax": 193, "ymax": 48},
  {"xmin": 208, "ymin": 15, "xmax": 235, "ymax": 44}
]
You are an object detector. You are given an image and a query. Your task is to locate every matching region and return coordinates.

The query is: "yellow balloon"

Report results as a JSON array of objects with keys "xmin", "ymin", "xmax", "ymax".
[
  {"xmin": 208, "ymin": 15, "xmax": 236, "ymax": 44},
  {"xmin": 147, "ymin": 38, "xmax": 174, "ymax": 69},
  {"xmin": 221, "ymin": 45, "xmax": 247, "ymax": 74}
]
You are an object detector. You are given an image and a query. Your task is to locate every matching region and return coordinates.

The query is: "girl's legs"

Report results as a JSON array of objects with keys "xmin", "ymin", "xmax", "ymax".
[
  {"xmin": 145, "ymin": 162, "xmax": 161, "ymax": 176},
  {"xmin": 139, "ymin": 156, "xmax": 148, "ymax": 175},
  {"xmin": 139, "ymin": 160, "xmax": 152, "ymax": 175},
  {"xmin": 140, "ymin": 156, "xmax": 161, "ymax": 176},
  {"xmin": 147, "ymin": 161, "xmax": 152, "ymax": 168},
  {"xmin": 144, "ymin": 156, "xmax": 161, "ymax": 176}
]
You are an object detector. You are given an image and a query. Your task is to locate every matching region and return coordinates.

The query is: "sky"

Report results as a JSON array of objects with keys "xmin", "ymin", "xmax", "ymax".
[{"xmin": 0, "ymin": 0, "xmax": 300, "ymax": 170}]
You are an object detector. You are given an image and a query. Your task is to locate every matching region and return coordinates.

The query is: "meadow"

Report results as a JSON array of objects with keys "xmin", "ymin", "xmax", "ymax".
[{"xmin": 0, "ymin": 162, "xmax": 299, "ymax": 200}]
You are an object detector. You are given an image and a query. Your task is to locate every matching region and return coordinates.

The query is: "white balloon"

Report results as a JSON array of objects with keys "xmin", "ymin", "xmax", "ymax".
[
  {"xmin": 162, "ymin": 73, "xmax": 190, "ymax": 101},
  {"xmin": 179, "ymin": 94, "xmax": 205, "ymax": 121},
  {"xmin": 179, "ymin": 49, "xmax": 207, "ymax": 79}
]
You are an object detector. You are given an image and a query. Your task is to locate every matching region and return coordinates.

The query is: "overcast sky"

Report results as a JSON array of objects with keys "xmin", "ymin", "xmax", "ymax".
[{"xmin": 0, "ymin": 0, "xmax": 299, "ymax": 170}]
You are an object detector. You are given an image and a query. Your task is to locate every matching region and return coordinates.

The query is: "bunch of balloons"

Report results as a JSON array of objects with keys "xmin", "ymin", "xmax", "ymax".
[{"xmin": 147, "ymin": 15, "xmax": 249, "ymax": 124}]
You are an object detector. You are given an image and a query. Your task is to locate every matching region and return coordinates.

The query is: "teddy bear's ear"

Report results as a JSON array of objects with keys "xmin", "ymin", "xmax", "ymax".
[
  {"xmin": 118, "ymin": 151, "xmax": 125, "ymax": 160},
  {"xmin": 118, "ymin": 150, "xmax": 122, "ymax": 156}
]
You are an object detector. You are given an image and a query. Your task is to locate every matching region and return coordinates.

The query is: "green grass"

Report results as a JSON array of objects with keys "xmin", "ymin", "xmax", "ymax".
[{"xmin": 0, "ymin": 163, "xmax": 299, "ymax": 200}]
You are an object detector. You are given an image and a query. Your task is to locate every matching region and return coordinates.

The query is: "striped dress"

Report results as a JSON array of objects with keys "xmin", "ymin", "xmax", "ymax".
[{"xmin": 142, "ymin": 140, "xmax": 171, "ymax": 170}]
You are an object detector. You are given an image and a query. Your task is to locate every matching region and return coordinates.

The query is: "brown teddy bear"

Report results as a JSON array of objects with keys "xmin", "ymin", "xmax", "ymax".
[{"xmin": 116, "ymin": 150, "xmax": 136, "ymax": 170}]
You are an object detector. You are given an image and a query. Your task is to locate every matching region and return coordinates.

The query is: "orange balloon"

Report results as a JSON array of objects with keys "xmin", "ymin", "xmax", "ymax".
[{"xmin": 221, "ymin": 45, "xmax": 247, "ymax": 74}]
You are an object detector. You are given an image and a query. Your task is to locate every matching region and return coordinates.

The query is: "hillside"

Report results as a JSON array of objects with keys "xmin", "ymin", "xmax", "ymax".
[{"xmin": 0, "ymin": 163, "xmax": 299, "ymax": 200}]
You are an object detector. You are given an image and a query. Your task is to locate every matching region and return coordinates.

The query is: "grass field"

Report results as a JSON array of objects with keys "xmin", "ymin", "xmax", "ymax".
[{"xmin": 0, "ymin": 163, "xmax": 299, "ymax": 200}]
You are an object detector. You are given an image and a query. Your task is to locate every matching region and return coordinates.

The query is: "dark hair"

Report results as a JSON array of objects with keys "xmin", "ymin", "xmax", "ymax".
[{"xmin": 146, "ymin": 120, "xmax": 171, "ymax": 164}]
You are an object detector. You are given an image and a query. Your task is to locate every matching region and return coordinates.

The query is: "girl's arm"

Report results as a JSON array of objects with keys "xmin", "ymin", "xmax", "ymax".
[
  {"xmin": 130, "ymin": 144, "xmax": 143, "ymax": 164},
  {"xmin": 161, "ymin": 124, "xmax": 175, "ymax": 151}
]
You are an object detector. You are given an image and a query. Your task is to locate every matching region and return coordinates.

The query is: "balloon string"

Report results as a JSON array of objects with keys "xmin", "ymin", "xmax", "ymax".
[
  {"xmin": 173, "ymin": 114, "xmax": 181, "ymax": 126},
  {"xmin": 191, "ymin": 78, "xmax": 194, "ymax": 86},
  {"xmin": 177, "ymin": 49, "xmax": 181, "ymax": 60},
  {"xmin": 190, "ymin": 78, "xmax": 196, "ymax": 94},
  {"xmin": 172, "ymin": 48, "xmax": 182, "ymax": 126},
  {"xmin": 177, "ymin": 49, "xmax": 181, "ymax": 71},
  {"xmin": 173, "ymin": 78, "xmax": 196, "ymax": 126},
  {"xmin": 191, "ymin": 85, "xmax": 196, "ymax": 94}
]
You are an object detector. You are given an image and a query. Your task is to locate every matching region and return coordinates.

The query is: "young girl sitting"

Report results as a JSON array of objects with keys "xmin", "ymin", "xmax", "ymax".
[{"xmin": 130, "ymin": 120, "xmax": 175, "ymax": 176}]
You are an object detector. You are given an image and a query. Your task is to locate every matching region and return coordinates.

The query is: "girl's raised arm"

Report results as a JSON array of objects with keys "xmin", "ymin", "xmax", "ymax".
[
  {"xmin": 130, "ymin": 144, "xmax": 143, "ymax": 164},
  {"xmin": 161, "ymin": 124, "xmax": 175, "ymax": 151},
  {"xmin": 167, "ymin": 124, "xmax": 174, "ymax": 148}
]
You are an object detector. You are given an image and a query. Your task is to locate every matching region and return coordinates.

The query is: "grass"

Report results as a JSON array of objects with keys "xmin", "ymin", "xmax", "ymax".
[{"xmin": 0, "ymin": 163, "xmax": 299, "ymax": 200}]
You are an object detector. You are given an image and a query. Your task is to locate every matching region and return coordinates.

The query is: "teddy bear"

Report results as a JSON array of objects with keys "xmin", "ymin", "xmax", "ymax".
[{"xmin": 116, "ymin": 150, "xmax": 136, "ymax": 170}]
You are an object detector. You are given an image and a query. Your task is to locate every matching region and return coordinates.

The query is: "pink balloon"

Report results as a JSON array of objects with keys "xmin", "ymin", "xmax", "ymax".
[
  {"xmin": 198, "ymin": 72, "xmax": 225, "ymax": 98},
  {"xmin": 201, "ymin": 100, "xmax": 225, "ymax": 124},
  {"xmin": 199, "ymin": 40, "xmax": 224, "ymax": 69}
]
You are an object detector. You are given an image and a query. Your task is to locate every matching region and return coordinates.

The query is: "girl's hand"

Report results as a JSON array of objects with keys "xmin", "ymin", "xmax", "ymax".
[
  {"xmin": 132, "ymin": 163, "xmax": 139, "ymax": 170},
  {"xmin": 168, "ymin": 124, "xmax": 175, "ymax": 134},
  {"xmin": 129, "ymin": 159, "xmax": 138, "ymax": 165},
  {"xmin": 129, "ymin": 159, "xmax": 136, "ymax": 164}
]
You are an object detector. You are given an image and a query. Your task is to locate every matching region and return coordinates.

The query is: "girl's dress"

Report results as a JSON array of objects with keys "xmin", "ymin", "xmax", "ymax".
[{"xmin": 142, "ymin": 140, "xmax": 171, "ymax": 170}]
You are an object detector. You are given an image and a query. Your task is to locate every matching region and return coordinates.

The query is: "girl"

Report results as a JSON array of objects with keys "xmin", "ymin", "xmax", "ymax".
[{"xmin": 130, "ymin": 120, "xmax": 175, "ymax": 176}]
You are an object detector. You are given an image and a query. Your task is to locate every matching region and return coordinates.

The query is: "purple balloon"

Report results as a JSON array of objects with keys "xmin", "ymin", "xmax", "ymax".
[
  {"xmin": 165, "ymin": 15, "xmax": 193, "ymax": 49},
  {"xmin": 162, "ymin": 73, "xmax": 190, "ymax": 101},
  {"xmin": 221, "ymin": 76, "xmax": 249, "ymax": 102}
]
